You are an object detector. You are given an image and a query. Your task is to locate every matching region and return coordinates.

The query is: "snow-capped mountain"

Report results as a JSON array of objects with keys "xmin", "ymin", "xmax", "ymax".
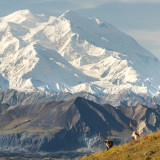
[{"xmin": 0, "ymin": 10, "xmax": 160, "ymax": 95}]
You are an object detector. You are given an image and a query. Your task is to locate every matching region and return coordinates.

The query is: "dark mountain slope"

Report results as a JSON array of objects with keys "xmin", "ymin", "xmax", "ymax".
[{"xmin": 0, "ymin": 97, "xmax": 159, "ymax": 158}]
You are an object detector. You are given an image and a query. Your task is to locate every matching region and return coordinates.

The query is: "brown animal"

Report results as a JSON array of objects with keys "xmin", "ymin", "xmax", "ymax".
[{"xmin": 99, "ymin": 132, "xmax": 113, "ymax": 150}]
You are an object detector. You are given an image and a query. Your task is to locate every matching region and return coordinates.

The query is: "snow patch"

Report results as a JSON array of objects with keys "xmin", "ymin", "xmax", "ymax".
[{"xmin": 0, "ymin": 10, "xmax": 160, "ymax": 96}]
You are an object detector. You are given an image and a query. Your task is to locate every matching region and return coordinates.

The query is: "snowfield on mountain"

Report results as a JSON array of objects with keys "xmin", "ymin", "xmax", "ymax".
[{"xmin": 0, "ymin": 9, "xmax": 160, "ymax": 95}]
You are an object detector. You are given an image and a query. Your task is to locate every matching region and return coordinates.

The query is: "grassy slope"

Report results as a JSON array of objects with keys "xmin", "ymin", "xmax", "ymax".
[
  {"xmin": 80, "ymin": 130, "xmax": 160, "ymax": 160},
  {"xmin": 0, "ymin": 158, "xmax": 70, "ymax": 160}
]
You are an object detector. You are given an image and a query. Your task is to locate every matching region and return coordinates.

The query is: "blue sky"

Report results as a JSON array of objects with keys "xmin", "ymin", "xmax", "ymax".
[{"xmin": 0, "ymin": 0, "xmax": 160, "ymax": 59}]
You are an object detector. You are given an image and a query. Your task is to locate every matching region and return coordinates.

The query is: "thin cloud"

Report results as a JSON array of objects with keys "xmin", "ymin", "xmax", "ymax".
[
  {"xmin": 120, "ymin": 0, "xmax": 160, "ymax": 3},
  {"xmin": 126, "ymin": 29, "xmax": 160, "ymax": 58},
  {"xmin": 28, "ymin": 0, "xmax": 160, "ymax": 10},
  {"xmin": 126, "ymin": 30, "xmax": 160, "ymax": 45},
  {"xmin": 28, "ymin": 0, "xmax": 112, "ymax": 10},
  {"xmin": 29, "ymin": 0, "xmax": 71, "ymax": 4},
  {"xmin": 31, "ymin": 0, "xmax": 160, "ymax": 5}
]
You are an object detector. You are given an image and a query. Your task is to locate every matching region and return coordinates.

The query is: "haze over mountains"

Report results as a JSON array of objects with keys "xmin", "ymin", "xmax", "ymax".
[{"xmin": 0, "ymin": 9, "xmax": 160, "ymax": 96}]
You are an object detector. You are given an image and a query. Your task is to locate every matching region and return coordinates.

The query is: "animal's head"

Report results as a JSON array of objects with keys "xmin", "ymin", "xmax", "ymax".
[{"xmin": 105, "ymin": 139, "xmax": 111, "ymax": 143}]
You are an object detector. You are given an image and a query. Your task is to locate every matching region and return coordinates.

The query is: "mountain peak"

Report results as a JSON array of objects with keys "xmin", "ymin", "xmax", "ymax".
[
  {"xmin": 14, "ymin": 9, "xmax": 32, "ymax": 14},
  {"xmin": 58, "ymin": 10, "xmax": 82, "ymax": 22},
  {"xmin": 60, "ymin": 10, "xmax": 78, "ymax": 17},
  {"xmin": 3, "ymin": 9, "xmax": 34, "ymax": 23},
  {"xmin": 8, "ymin": 9, "xmax": 33, "ymax": 17},
  {"xmin": 0, "ymin": 10, "xmax": 160, "ymax": 96}
]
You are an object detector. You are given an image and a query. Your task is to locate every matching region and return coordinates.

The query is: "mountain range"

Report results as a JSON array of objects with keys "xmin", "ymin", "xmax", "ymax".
[
  {"xmin": 0, "ymin": 10, "xmax": 160, "ymax": 158},
  {"xmin": 0, "ymin": 10, "xmax": 160, "ymax": 96},
  {"xmin": 0, "ymin": 97, "xmax": 160, "ymax": 158}
]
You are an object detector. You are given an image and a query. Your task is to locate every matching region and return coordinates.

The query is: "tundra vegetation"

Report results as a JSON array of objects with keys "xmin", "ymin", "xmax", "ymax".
[{"xmin": 80, "ymin": 130, "xmax": 160, "ymax": 160}]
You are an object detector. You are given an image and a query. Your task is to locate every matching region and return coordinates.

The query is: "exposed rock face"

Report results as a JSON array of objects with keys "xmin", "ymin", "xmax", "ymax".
[
  {"xmin": 1, "ymin": 89, "xmax": 160, "ymax": 107},
  {"xmin": 0, "ymin": 97, "xmax": 160, "ymax": 158}
]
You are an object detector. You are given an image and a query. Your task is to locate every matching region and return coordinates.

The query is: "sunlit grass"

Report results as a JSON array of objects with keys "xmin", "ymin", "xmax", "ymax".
[
  {"xmin": 80, "ymin": 130, "xmax": 160, "ymax": 160},
  {"xmin": 0, "ymin": 158, "xmax": 70, "ymax": 160}
]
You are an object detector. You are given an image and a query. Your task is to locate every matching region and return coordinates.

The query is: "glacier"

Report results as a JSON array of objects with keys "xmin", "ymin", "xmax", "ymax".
[{"xmin": 0, "ymin": 9, "xmax": 160, "ymax": 96}]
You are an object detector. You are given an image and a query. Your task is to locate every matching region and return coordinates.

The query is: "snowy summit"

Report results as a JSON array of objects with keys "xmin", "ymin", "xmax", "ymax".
[{"xmin": 0, "ymin": 9, "xmax": 160, "ymax": 96}]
